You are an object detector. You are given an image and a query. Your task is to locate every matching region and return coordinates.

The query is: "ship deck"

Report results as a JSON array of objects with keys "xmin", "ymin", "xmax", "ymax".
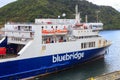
[{"xmin": 0, "ymin": 53, "xmax": 18, "ymax": 59}]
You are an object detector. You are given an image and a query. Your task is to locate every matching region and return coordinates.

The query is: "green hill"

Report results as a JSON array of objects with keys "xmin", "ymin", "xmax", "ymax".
[{"xmin": 0, "ymin": 0, "xmax": 120, "ymax": 30}]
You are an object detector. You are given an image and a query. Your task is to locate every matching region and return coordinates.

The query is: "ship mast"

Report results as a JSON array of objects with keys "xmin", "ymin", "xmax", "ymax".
[
  {"xmin": 75, "ymin": 5, "xmax": 81, "ymax": 26},
  {"xmin": 85, "ymin": 15, "xmax": 88, "ymax": 23}
]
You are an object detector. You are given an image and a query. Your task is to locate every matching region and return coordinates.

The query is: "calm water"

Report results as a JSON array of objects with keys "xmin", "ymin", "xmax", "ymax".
[{"xmin": 37, "ymin": 30, "xmax": 120, "ymax": 80}]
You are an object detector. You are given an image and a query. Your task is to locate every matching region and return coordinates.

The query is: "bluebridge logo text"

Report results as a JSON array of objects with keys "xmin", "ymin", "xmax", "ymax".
[{"xmin": 52, "ymin": 52, "xmax": 84, "ymax": 63}]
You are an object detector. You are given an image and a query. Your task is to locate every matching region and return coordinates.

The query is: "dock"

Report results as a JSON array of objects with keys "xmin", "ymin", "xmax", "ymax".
[{"xmin": 87, "ymin": 71, "xmax": 120, "ymax": 80}]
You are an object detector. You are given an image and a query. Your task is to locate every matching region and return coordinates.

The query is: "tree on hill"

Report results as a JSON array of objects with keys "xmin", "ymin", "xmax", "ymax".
[{"xmin": 0, "ymin": 0, "xmax": 120, "ymax": 29}]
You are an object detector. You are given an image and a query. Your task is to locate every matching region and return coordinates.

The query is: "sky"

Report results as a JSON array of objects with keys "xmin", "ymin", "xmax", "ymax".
[
  {"xmin": 0, "ymin": 0, "xmax": 120, "ymax": 11},
  {"xmin": 0, "ymin": 0, "xmax": 16, "ymax": 7}
]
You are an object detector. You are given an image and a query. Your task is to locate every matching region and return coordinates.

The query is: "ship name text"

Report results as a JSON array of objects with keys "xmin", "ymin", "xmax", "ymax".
[{"xmin": 52, "ymin": 52, "xmax": 84, "ymax": 63}]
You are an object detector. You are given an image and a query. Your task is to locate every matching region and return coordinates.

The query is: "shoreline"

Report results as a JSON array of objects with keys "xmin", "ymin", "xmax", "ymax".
[{"xmin": 87, "ymin": 71, "xmax": 120, "ymax": 80}]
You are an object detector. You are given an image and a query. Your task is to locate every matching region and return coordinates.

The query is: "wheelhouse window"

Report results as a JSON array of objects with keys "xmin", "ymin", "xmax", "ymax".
[{"xmin": 81, "ymin": 41, "xmax": 95, "ymax": 49}]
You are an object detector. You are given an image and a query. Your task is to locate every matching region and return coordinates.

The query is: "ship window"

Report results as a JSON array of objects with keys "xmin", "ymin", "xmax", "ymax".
[
  {"xmin": 83, "ymin": 43, "xmax": 86, "ymax": 48},
  {"xmin": 29, "ymin": 26, "xmax": 32, "ymax": 31},
  {"xmin": 81, "ymin": 43, "xmax": 84, "ymax": 49},
  {"xmin": 89, "ymin": 42, "xmax": 91, "ymax": 47},
  {"xmin": 18, "ymin": 26, "xmax": 20, "ymax": 30},
  {"xmin": 81, "ymin": 41, "xmax": 96, "ymax": 49},
  {"xmin": 59, "ymin": 36, "xmax": 63, "ymax": 42},
  {"xmin": 56, "ymin": 26, "xmax": 58, "ymax": 30},
  {"xmin": 56, "ymin": 26, "xmax": 58, "ymax": 28},
  {"xmin": 93, "ymin": 42, "xmax": 95, "ymax": 47},
  {"xmin": 42, "ymin": 26, "xmax": 44, "ymax": 30},
  {"xmin": 92, "ymin": 42, "xmax": 94, "ymax": 47}
]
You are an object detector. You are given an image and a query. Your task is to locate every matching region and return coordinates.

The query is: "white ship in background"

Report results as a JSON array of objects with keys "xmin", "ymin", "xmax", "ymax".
[{"xmin": 0, "ymin": 5, "xmax": 111, "ymax": 79}]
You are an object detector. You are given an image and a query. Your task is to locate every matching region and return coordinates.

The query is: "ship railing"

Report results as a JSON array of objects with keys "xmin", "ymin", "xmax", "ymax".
[
  {"xmin": 106, "ymin": 41, "xmax": 112, "ymax": 46},
  {"xmin": 2, "ymin": 30, "xmax": 34, "ymax": 38},
  {"xmin": 8, "ymin": 37, "xmax": 32, "ymax": 44}
]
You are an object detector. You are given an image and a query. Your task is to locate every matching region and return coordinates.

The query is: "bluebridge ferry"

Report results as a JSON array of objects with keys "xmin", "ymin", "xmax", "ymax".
[{"xmin": 0, "ymin": 5, "xmax": 111, "ymax": 79}]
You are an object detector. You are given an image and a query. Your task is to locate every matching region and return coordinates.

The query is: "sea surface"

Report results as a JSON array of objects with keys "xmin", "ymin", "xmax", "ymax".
[{"xmin": 37, "ymin": 30, "xmax": 120, "ymax": 80}]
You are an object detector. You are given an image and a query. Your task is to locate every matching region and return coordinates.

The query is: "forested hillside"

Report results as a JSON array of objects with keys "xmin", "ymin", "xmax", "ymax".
[{"xmin": 0, "ymin": 0, "xmax": 120, "ymax": 29}]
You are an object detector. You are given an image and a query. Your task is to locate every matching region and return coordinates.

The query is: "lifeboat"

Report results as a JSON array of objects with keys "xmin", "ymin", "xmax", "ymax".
[
  {"xmin": 42, "ymin": 30, "xmax": 55, "ymax": 34},
  {"xmin": 56, "ymin": 30, "xmax": 67, "ymax": 33},
  {"xmin": 56, "ymin": 26, "xmax": 68, "ymax": 33},
  {"xmin": 42, "ymin": 29, "xmax": 68, "ymax": 34},
  {"xmin": 42, "ymin": 26, "xmax": 68, "ymax": 34}
]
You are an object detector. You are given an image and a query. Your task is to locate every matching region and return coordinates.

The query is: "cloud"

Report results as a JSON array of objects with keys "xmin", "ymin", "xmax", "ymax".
[{"xmin": 87, "ymin": 0, "xmax": 120, "ymax": 11}]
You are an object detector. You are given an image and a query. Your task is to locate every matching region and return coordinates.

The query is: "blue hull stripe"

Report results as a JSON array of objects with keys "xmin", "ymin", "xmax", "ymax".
[
  {"xmin": 0, "ymin": 37, "xmax": 7, "ymax": 47},
  {"xmin": 0, "ymin": 46, "xmax": 108, "ymax": 79}
]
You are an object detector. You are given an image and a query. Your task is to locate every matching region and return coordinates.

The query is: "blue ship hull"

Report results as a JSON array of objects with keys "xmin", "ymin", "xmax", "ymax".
[{"xmin": 0, "ymin": 46, "xmax": 109, "ymax": 80}]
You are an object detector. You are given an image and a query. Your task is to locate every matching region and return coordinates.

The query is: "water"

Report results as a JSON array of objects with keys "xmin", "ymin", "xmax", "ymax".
[{"xmin": 37, "ymin": 30, "xmax": 120, "ymax": 80}]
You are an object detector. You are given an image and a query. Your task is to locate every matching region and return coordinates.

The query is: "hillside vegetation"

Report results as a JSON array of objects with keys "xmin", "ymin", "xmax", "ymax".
[{"xmin": 0, "ymin": 0, "xmax": 120, "ymax": 29}]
